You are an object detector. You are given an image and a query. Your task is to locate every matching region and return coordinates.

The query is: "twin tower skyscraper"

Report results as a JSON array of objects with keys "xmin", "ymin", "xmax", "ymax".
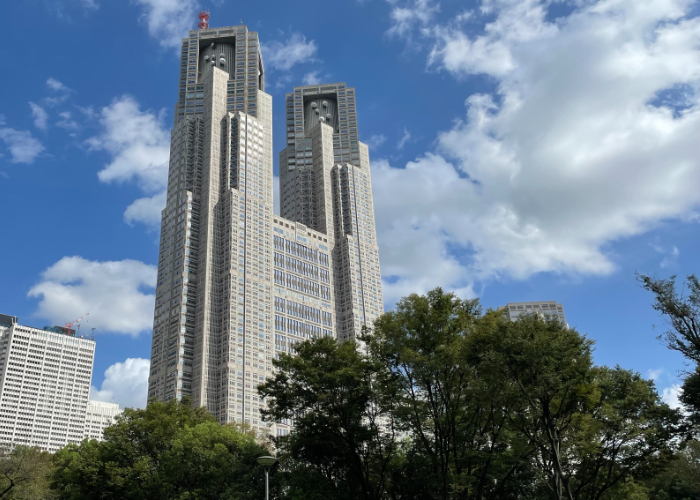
[{"xmin": 147, "ymin": 23, "xmax": 383, "ymax": 436}]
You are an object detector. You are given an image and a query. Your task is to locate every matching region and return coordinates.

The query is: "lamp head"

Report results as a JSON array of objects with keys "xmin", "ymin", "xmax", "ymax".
[{"xmin": 257, "ymin": 455, "xmax": 278, "ymax": 467}]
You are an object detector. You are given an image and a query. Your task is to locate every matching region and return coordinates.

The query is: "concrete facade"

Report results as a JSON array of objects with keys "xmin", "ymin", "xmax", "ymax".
[
  {"xmin": 0, "ymin": 315, "xmax": 95, "ymax": 452},
  {"xmin": 84, "ymin": 400, "xmax": 122, "ymax": 442},
  {"xmin": 279, "ymin": 84, "xmax": 383, "ymax": 342},
  {"xmin": 497, "ymin": 301, "xmax": 568, "ymax": 326},
  {"xmin": 147, "ymin": 24, "xmax": 383, "ymax": 438}
]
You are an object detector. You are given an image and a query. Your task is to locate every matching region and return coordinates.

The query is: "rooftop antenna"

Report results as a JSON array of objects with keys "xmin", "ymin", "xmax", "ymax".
[
  {"xmin": 198, "ymin": 10, "xmax": 210, "ymax": 30},
  {"xmin": 91, "ymin": 327, "xmax": 96, "ymax": 340}
]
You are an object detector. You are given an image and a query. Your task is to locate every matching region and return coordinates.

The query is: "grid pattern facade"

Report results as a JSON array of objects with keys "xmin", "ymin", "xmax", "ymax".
[
  {"xmin": 149, "ymin": 24, "xmax": 276, "ymax": 434},
  {"xmin": 279, "ymin": 84, "xmax": 383, "ymax": 341},
  {"xmin": 0, "ymin": 319, "xmax": 95, "ymax": 453},
  {"xmin": 498, "ymin": 301, "xmax": 568, "ymax": 326},
  {"xmin": 84, "ymin": 400, "xmax": 122, "ymax": 441},
  {"xmin": 148, "ymin": 25, "xmax": 384, "ymax": 437}
]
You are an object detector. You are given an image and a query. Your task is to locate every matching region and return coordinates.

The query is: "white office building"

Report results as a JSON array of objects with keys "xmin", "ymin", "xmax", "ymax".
[
  {"xmin": 497, "ymin": 301, "xmax": 568, "ymax": 327},
  {"xmin": 85, "ymin": 400, "xmax": 122, "ymax": 441},
  {"xmin": 0, "ymin": 314, "xmax": 122, "ymax": 452}
]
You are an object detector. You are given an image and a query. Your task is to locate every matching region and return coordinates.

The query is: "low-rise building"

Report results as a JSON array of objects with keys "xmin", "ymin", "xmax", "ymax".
[{"xmin": 497, "ymin": 301, "xmax": 568, "ymax": 327}]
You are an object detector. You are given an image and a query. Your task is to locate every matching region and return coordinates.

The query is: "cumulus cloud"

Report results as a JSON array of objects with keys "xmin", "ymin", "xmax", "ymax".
[
  {"xmin": 262, "ymin": 33, "xmax": 318, "ymax": 72},
  {"xmin": 661, "ymin": 384, "xmax": 683, "ymax": 409},
  {"xmin": 373, "ymin": 0, "xmax": 700, "ymax": 305},
  {"xmin": 133, "ymin": 0, "xmax": 196, "ymax": 50},
  {"xmin": 91, "ymin": 358, "xmax": 150, "ymax": 409},
  {"xmin": 88, "ymin": 95, "xmax": 170, "ymax": 191},
  {"xmin": 28, "ymin": 256, "xmax": 157, "ymax": 336},
  {"xmin": 0, "ymin": 128, "xmax": 45, "ymax": 164},
  {"xmin": 386, "ymin": 0, "xmax": 440, "ymax": 40},
  {"xmin": 124, "ymin": 191, "xmax": 166, "ymax": 228},
  {"xmin": 86, "ymin": 95, "xmax": 169, "ymax": 226},
  {"xmin": 29, "ymin": 102, "xmax": 48, "ymax": 130}
]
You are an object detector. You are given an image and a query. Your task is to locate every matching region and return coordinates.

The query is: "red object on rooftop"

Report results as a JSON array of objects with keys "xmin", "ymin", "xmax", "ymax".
[
  {"xmin": 64, "ymin": 313, "xmax": 89, "ymax": 337},
  {"xmin": 198, "ymin": 11, "xmax": 210, "ymax": 30}
]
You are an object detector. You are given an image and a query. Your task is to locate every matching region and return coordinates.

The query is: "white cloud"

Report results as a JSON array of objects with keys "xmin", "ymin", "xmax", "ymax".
[
  {"xmin": 44, "ymin": 78, "xmax": 72, "ymax": 107},
  {"xmin": 29, "ymin": 102, "xmax": 48, "ymax": 130},
  {"xmin": 302, "ymin": 71, "xmax": 322, "ymax": 86},
  {"xmin": 367, "ymin": 134, "xmax": 387, "ymax": 149},
  {"xmin": 91, "ymin": 358, "xmax": 150, "ymax": 409},
  {"xmin": 28, "ymin": 256, "xmax": 157, "ymax": 336},
  {"xmin": 661, "ymin": 384, "xmax": 683, "ymax": 409},
  {"xmin": 429, "ymin": 0, "xmax": 556, "ymax": 77},
  {"xmin": 373, "ymin": 0, "xmax": 700, "ymax": 305},
  {"xmin": 133, "ymin": 0, "xmax": 196, "ymax": 50},
  {"xmin": 386, "ymin": 0, "xmax": 440, "ymax": 40},
  {"xmin": 262, "ymin": 33, "xmax": 318, "ymax": 71},
  {"xmin": 46, "ymin": 78, "xmax": 71, "ymax": 93},
  {"xmin": 56, "ymin": 111, "xmax": 79, "ymax": 131},
  {"xmin": 124, "ymin": 191, "xmax": 166, "ymax": 228},
  {"xmin": 647, "ymin": 368, "xmax": 664, "ymax": 381},
  {"xmin": 88, "ymin": 95, "xmax": 170, "ymax": 193},
  {"xmin": 396, "ymin": 128, "xmax": 413, "ymax": 149},
  {"xmin": 0, "ymin": 128, "xmax": 45, "ymax": 164}
]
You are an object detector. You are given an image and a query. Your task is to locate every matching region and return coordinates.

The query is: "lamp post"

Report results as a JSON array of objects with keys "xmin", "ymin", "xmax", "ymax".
[{"xmin": 257, "ymin": 455, "xmax": 277, "ymax": 500}]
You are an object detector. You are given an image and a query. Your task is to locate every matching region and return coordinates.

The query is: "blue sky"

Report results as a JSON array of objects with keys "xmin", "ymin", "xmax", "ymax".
[{"xmin": 1, "ymin": 0, "xmax": 699, "ymax": 409}]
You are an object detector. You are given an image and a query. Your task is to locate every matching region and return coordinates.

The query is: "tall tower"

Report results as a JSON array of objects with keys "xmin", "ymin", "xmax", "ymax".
[
  {"xmin": 148, "ymin": 23, "xmax": 275, "ymax": 430},
  {"xmin": 279, "ymin": 84, "xmax": 383, "ymax": 342},
  {"xmin": 148, "ymin": 24, "xmax": 383, "ymax": 437}
]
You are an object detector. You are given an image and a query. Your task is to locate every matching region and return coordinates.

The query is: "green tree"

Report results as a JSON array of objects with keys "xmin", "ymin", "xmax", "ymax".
[
  {"xmin": 0, "ymin": 445, "xmax": 55, "ymax": 500},
  {"xmin": 258, "ymin": 336, "xmax": 397, "ymax": 500},
  {"xmin": 637, "ymin": 273, "xmax": 700, "ymax": 424},
  {"xmin": 368, "ymin": 289, "xmax": 534, "ymax": 500},
  {"xmin": 477, "ymin": 313, "xmax": 685, "ymax": 500},
  {"xmin": 52, "ymin": 398, "xmax": 270, "ymax": 500},
  {"xmin": 644, "ymin": 439, "xmax": 700, "ymax": 500},
  {"xmin": 636, "ymin": 274, "xmax": 700, "ymax": 364}
]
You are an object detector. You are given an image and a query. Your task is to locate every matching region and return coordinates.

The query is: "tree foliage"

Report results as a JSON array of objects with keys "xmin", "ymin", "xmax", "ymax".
[
  {"xmin": 368, "ymin": 289, "xmax": 533, "ymax": 500},
  {"xmin": 52, "ymin": 398, "xmax": 270, "ymax": 500},
  {"xmin": 261, "ymin": 288, "xmax": 685, "ymax": 500},
  {"xmin": 0, "ymin": 445, "xmax": 55, "ymax": 500},
  {"xmin": 259, "ymin": 336, "xmax": 397, "ymax": 500},
  {"xmin": 643, "ymin": 439, "xmax": 700, "ymax": 500},
  {"xmin": 637, "ymin": 273, "xmax": 700, "ymax": 363},
  {"xmin": 637, "ymin": 273, "xmax": 700, "ymax": 424}
]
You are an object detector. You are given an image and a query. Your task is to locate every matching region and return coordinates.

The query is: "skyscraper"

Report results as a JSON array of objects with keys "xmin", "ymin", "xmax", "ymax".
[
  {"xmin": 147, "ymin": 23, "xmax": 383, "ymax": 436},
  {"xmin": 279, "ymin": 84, "xmax": 383, "ymax": 342}
]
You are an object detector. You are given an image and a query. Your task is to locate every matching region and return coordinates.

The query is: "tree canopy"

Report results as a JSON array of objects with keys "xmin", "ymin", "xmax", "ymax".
[
  {"xmin": 260, "ymin": 288, "xmax": 686, "ymax": 500},
  {"xmin": 51, "ymin": 398, "xmax": 271, "ymax": 500}
]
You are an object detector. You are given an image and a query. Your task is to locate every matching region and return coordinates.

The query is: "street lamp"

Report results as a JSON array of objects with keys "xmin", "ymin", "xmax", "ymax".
[{"xmin": 257, "ymin": 455, "xmax": 277, "ymax": 500}]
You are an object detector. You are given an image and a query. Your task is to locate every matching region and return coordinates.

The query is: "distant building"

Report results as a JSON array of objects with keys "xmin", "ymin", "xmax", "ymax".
[
  {"xmin": 497, "ymin": 301, "xmax": 568, "ymax": 327},
  {"xmin": 0, "ymin": 314, "xmax": 120, "ymax": 452},
  {"xmin": 85, "ymin": 400, "xmax": 122, "ymax": 441}
]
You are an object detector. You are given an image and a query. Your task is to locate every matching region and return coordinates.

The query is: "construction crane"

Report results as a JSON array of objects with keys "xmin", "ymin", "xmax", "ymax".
[{"xmin": 64, "ymin": 313, "xmax": 89, "ymax": 337}]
